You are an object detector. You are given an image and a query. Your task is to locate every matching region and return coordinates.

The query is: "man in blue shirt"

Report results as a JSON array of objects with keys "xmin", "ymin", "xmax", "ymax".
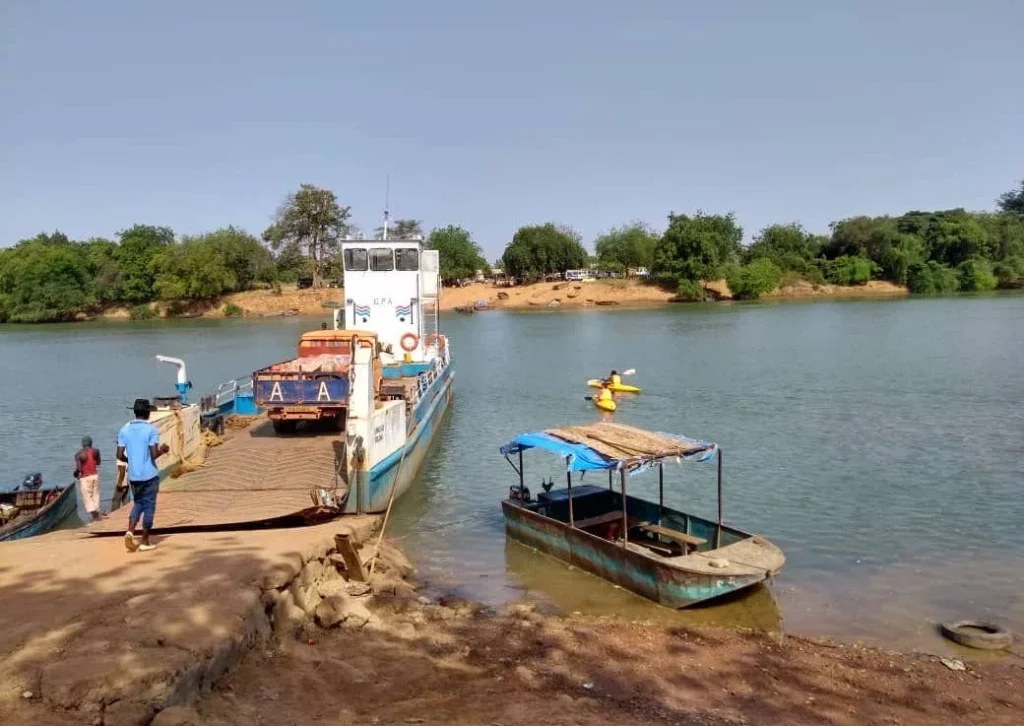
[{"xmin": 117, "ymin": 398, "xmax": 170, "ymax": 552}]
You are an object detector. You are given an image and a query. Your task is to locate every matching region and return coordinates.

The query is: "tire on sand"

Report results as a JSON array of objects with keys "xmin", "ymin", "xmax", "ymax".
[{"xmin": 939, "ymin": 620, "xmax": 1014, "ymax": 650}]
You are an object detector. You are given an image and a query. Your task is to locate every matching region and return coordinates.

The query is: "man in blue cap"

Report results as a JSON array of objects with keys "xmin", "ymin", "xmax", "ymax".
[{"xmin": 116, "ymin": 398, "xmax": 170, "ymax": 552}]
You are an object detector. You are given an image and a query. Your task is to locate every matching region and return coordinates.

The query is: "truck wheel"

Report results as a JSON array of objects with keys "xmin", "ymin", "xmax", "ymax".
[{"xmin": 272, "ymin": 420, "xmax": 298, "ymax": 435}]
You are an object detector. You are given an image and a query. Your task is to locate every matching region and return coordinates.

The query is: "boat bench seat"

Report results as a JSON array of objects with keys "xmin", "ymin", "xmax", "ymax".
[
  {"xmin": 573, "ymin": 511, "xmax": 626, "ymax": 529},
  {"xmin": 640, "ymin": 523, "xmax": 707, "ymax": 549},
  {"xmin": 573, "ymin": 511, "xmax": 649, "ymax": 532}
]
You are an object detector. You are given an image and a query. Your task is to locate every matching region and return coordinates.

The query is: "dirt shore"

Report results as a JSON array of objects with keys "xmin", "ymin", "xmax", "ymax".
[
  {"xmin": 2, "ymin": 520, "xmax": 1020, "ymax": 726},
  {"xmin": 97, "ymin": 278, "xmax": 909, "ymax": 321},
  {"xmin": 196, "ymin": 570, "xmax": 1023, "ymax": 726}
]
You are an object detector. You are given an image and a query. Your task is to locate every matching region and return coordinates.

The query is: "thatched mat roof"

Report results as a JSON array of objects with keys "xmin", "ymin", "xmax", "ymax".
[{"xmin": 546, "ymin": 422, "xmax": 709, "ymax": 465}]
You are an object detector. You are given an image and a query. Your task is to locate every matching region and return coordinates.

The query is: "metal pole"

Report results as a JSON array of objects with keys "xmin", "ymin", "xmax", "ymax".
[
  {"xmin": 567, "ymin": 469, "xmax": 574, "ymax": 528},
  {"xmin": 620, "ymin": 466, "xmax": 628, "ymax": 547},
  {"xmin": 658, "ymin": 463, "xmax": 664, "ymax": 521},
  {"xmin": 716, "ymin": 448, "xmax": 723, "ymax": 548},
  {"xmin": 518, "ymin": 450, "xmax": 525, "ymax": 507}
]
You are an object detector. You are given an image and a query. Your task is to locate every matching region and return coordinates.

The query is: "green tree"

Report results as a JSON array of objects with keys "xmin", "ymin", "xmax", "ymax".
[
  {"xmin": 726, "ymin": 258, "xmax": 783, "ymax": 300},
  {"xmin": 826, "ymin": 216, "xmax": 901, "ymax": 262},
  {"xmin": 907, "ymin": 261, "xmax": 959, "ymax": 294},
  {"xmin": 376, "ymin": 218, "xmax": 423, "ymax": 240},
  {"xmin": 501, "ymin": 224, "xmax": 588, "ymax": 282},
  {"xmin": 426, "ymin": 225, "xmax": 487, "ymax": 284},
  {"xmin": 820, "ymin": 256, "xmax": 874, "ymax": 285},
  {"xmin": 263, "ymin": 184, "xmax": 351, "ymax": 288},
  {"xmin": 116, "ymin": 225, "xmax": 174, "ymax": 303},
  {"xmin": 151, "ymin": 237, "xmax": 237, "ymax": 301},
  {"xmin": 594, "ymin": 223, "xmax": 659, "ymax": 271},
  {"xmin": 203, "ymin": 226, "xmax": 275, "ymax": 289},
  {"xmin": 993, "ymin": 256, "xmax": 1024, "ymax": 289},
  {"xmin": 957, "ymin": 258, "xmax": 997, "ymax": 292},
  {"xmin": 0, "ymin": 232, "xmax": 94, "ymax": 322},
  {"xmin": 924, "ymin": 210, "xmax": 990, "ymax": 266},
  {"xmin": 744, "ymin": 223, "xmax": 821, "ymax": 273},
  {"xmin": 997, "ymin": 179, "xmax": 1024, "ymax": 218},
  {"xmin": 675, "ymin": 279, "xmax": 706, "ymax": 302},
  {"xmin": 976, "ymin": 212, "xmax": 1024, "ymax": 261},
  {"xmin": 653, "ymin": 211, "xmax": 742, "ymax": 282},
  {"xmin": 83, "ymin": 238, "xmax": 123, "ymax": 303}
]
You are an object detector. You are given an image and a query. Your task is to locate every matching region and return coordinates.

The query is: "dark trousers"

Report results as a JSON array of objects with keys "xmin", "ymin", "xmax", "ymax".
[{"xmin": 128, "ymin": 477, "xmax": 160, "ymax": 529}]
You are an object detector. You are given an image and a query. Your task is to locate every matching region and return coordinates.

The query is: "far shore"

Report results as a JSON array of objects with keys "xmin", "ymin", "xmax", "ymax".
[{"xmin": 90, "ymin": 278, "xmax": 910, "ymax": 321}]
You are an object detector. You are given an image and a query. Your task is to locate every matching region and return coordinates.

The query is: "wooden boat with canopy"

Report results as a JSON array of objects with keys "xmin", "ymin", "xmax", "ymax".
[{"xmin": 499, "ymin": 422, "xmax": 785, "ymax": 608}]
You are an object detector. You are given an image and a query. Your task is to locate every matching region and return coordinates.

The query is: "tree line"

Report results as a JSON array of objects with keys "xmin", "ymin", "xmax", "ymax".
[
  {"xmin": 0, "ymin": 183, "xmax": 489, "ymax": 323},
  {"xmin": 2, "ymin": 179, "xmax": 1022, "ymax": 322},
  {"xmin": 499, "ymin": 179, "xmax": 1024, "ymax": 300}
]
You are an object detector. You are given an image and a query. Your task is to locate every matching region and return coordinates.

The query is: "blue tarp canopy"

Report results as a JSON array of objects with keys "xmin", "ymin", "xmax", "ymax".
[{"xmin": 499, "ymin": 422, "xmax": 718, "ymax": 474}]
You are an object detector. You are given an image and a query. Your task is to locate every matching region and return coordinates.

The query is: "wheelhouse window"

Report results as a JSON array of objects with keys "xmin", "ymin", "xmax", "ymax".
[
  {"xmin": 369, "ymin": 248, "xmax": 394, "ymax": 271},
  {"xmin": 344, "ymin": 248, "xmax": 367, "ymax": 271},
  {"xmin": 395, "ymin": 248, "xmax": 419, "ymax": 271}
]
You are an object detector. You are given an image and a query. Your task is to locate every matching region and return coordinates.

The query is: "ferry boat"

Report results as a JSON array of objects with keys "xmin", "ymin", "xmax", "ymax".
[
  {"xmin": 88, "ymin": 231, "xmax": 453, "ymax": 531},
  {"xmin": 331, "ymin": 232, "xmax": 454, "ymax": 512}
]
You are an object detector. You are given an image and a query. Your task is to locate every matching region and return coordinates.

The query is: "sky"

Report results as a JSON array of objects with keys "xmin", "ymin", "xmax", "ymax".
[{"xmin": 1, "ymin": 0, "xmax": 1022, "ymax": 258}]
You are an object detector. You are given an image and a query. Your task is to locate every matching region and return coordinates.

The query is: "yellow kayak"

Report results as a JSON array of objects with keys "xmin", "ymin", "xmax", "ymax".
[
  {"xmin": 594, "ymin": 397, "xmax": 617, "ymax": 412},
  {"xmin": 587, "ymin": 379, "xmax": 642, "ymax": 394}
]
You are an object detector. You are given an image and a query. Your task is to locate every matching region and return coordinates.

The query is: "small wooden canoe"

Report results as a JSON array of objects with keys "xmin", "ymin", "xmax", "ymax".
[
  {"xmin": 0, "ymin": 482, "xmax": 79, "ymax": 542},
  {"xmin": 499, "ymin": 422, "xmax": 785, "ymax": 608}
]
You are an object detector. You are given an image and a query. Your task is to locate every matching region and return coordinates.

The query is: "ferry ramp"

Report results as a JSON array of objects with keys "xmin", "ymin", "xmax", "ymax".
[{"xmin": 88, "ymin": 420, "xmax": 349, "ymax": 533}]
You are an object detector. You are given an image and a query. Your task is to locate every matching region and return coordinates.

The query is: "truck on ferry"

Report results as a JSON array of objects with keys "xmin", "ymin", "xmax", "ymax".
[{"xmin": 253, "ymin": 233, "xmax": 454, "ymax": 513}]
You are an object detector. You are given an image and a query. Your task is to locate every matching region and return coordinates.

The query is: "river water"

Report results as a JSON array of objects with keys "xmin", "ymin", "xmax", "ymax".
[{"xmin": 2, "ymin": 295, "xmax": 1022, "ymax": 652}]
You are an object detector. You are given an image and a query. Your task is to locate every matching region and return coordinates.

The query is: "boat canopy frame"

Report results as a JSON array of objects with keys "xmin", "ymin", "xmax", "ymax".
[{"xmin": 500, "ymin": 422, "xmax": 725, "ymax": 547}]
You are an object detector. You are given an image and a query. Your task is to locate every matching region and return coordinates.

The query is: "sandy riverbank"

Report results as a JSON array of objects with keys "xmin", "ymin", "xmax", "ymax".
[
  {"xmin": 3, "ymin": 517, "xmax": 1020, "ymax": 726},
  {"xmin": 97, "ymin": 278, "xmax": 909, "ymax": 321}
]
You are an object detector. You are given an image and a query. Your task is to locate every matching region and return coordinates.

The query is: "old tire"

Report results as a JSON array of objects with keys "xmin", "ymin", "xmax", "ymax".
[
  {"xmin": 272, "ymin": 420, "xmax": 298, "ymax": 435},
  {"xmin": 939, "ymin": 620, "xmax": 1013, "ymax": 650}
]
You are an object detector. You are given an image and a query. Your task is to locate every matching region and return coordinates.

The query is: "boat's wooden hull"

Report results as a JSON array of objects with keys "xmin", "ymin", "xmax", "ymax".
[
  {"xmin": 501, "ymin": 499, "xmax": 780, "ymax": 608},
  {"xmin": 0, "ymin": 483, "xmax": 79, "ymax": 542}
]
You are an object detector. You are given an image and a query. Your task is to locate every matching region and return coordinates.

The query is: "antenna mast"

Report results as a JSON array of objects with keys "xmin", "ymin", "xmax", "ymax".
[{"xmin": 382, "ymin": 174, "xmax": 390, "ymax": 241}]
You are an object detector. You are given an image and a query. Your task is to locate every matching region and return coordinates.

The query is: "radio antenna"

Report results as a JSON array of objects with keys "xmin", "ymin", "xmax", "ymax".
[{"xmin": 382, "ymin": 174, "xmax": 390, "ymax": 241}]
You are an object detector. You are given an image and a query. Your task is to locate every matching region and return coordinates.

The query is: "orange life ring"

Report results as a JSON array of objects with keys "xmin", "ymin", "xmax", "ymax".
[{"xmin": 400, "ymin": 333, "xmax": 419, "ymax": 352}]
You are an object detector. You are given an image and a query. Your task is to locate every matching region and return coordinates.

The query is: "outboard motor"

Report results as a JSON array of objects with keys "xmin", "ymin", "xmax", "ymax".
[
  {"xmin": 509, "ymin": 484, "xmax": 532, "ymax": 503},
  {"xmin": 21, "ymin": 473, "xmax": 43, "ymax": 491}
]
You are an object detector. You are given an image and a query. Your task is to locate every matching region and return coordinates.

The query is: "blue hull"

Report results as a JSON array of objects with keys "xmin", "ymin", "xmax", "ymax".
[
  {"xmin": 502, "ymin": 498, "xmax": 770, "ymax": 608},
  {"xmin": 0, "ymin": 482, "xmax": 80, "ymax": 542},
  {"xmin": 345, "ymin": 362, "xmax": 454, "ymax": 513}
]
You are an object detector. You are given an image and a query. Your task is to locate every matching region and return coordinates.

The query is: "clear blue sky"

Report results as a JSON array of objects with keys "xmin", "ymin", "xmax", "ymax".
[{"xmin": 2, "ymin": 0, "xmax": 1021, "ymax": 258}]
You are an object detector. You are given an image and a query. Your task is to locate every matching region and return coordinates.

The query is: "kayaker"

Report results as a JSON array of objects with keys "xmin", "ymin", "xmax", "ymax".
[
  {"xmin": 598, "ymin": 382, "xmax": 614, "ymax": 404},
  {"xmin": 605, "ymin": 370, "xmax": 622, "ymax": 387}
]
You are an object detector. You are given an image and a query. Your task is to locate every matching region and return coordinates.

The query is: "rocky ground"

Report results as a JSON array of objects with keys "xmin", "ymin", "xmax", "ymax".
[{"xmin": 185, "ymin": 545, "xmax": 1023, "ymax": 726}]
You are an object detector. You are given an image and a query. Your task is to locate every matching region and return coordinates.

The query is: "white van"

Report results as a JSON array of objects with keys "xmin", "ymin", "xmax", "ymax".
[{"xmin": 564, "ymin": 269, "xmax": 585, "ymax": 281}]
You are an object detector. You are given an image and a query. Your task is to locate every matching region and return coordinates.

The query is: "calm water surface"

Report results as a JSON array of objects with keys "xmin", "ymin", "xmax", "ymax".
[{"xmin": 2, "ymin": 296, "xmax": 1022, "ymax": 653}]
